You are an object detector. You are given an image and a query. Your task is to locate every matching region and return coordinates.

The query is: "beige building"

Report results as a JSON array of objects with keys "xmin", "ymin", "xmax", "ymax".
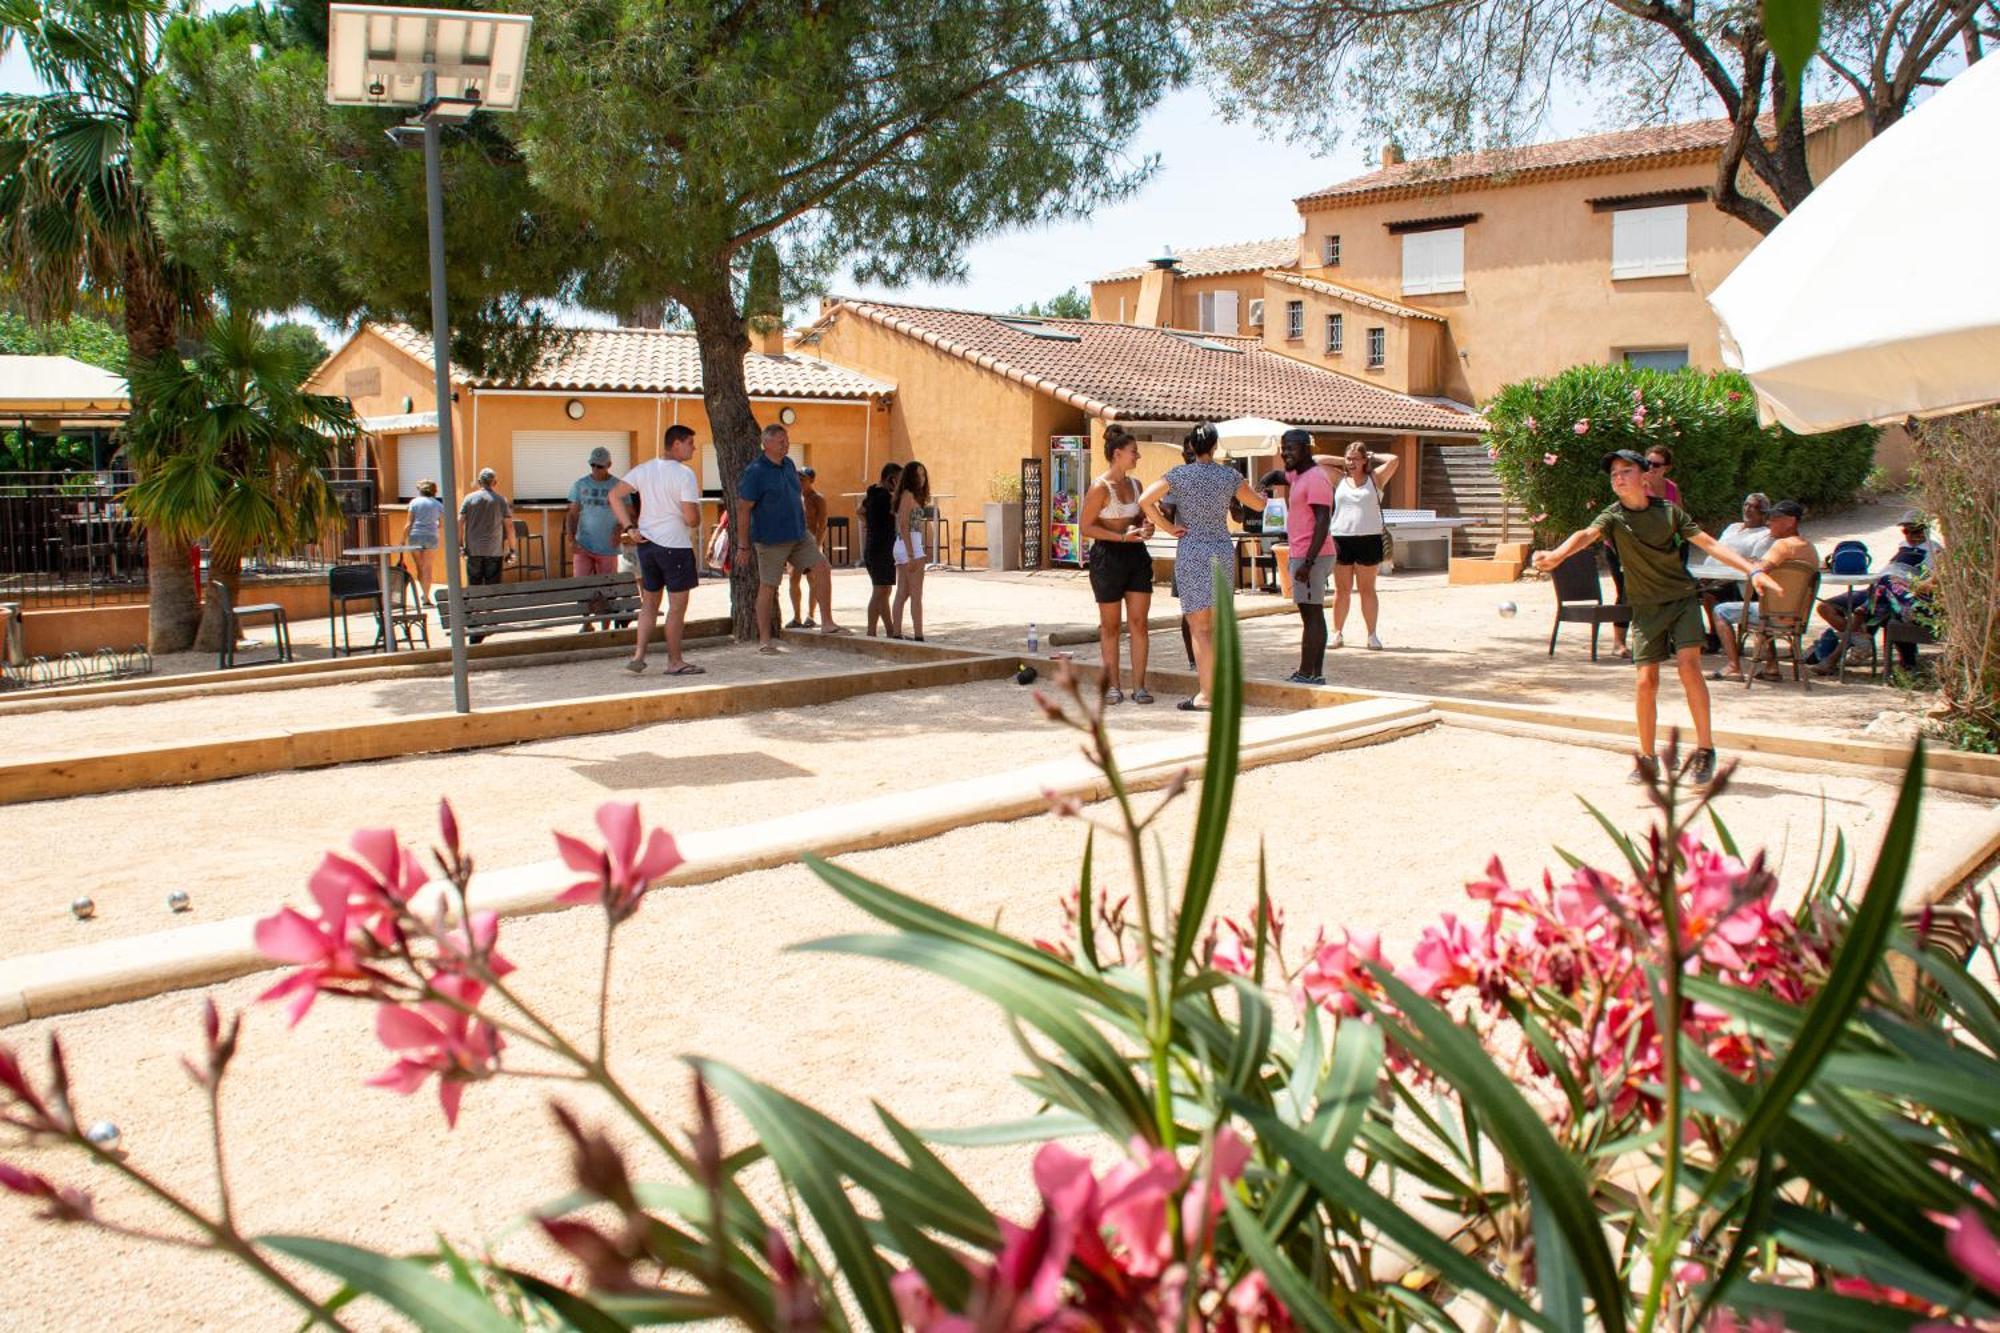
[{"xmin": 1090, "ymin": 101, "xmax": 1871, "ymax": 404}]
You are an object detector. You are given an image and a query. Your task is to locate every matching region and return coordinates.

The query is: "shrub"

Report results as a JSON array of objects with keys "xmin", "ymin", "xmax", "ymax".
[
  {"xmin": 1487, "ymin": 364, "xmax": 1877, "ymax": 545},
  {"xmin": 1914, "ymin": 410, "xmax": 2000, "ymax": 752}
]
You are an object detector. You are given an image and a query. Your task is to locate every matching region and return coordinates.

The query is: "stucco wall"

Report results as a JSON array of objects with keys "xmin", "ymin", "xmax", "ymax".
[
  {"xmin": 805, "ymin": 314, "xmax": 1088, "ymax": 563},
  {"xmin": 1295, "ymin": 122, "xmax": 1868, "ymax": 402},
  {"xmin": 1259, "ymin": 282, "xmax": 1444, "ymax": 397},
  {"xmin": 1089, "ymin": 271, "xmax": 1277, "ymax": 336}
]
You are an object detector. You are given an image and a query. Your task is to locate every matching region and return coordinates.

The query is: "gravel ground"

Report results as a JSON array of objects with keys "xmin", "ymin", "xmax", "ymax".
[{"xmin": 2, "ymin": 724, "xmax": 1989, "ymax": 1331}]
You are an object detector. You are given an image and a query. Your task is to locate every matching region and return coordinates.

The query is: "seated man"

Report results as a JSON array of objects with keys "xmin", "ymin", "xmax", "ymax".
[
  {"xmin": 1711, "ymin": 500, "xmax": 1816, "ymax": 682},
  {"xmin": 1809, "ymin": 509, "xmax": 1941, "ymax": 670},
  {"xmin": 1700, "ymin": 493, "xmax": 1774, "ymax": 645}
]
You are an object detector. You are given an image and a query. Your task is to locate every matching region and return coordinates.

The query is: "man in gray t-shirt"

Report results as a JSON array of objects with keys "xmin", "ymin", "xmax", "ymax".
[{"xmin": 459, "ymin": 468, "xmax": 515, "ymax": 587}]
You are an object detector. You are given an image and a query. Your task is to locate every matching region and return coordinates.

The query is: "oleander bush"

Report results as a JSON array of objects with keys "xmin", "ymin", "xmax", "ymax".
[
  {"xmin": 5, "ymin": 570, "xmax": 1998, "ymax": 1332},
  {"xmin": 1486, "ymin": 365, "xmax": 1878, "ymax": 546}
]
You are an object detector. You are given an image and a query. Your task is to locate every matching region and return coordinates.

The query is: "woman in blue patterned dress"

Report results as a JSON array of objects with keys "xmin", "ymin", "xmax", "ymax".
[{"xmin": 1140, "ymin": 422, "xmax": 1266, "ymax": 711}]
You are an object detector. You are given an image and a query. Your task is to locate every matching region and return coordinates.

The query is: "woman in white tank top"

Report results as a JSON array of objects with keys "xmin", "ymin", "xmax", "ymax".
[
  {"xmin": 1080, "ymin": 425, "xmax": 1157, "ymax": 703},
  {"xmin": 1329, "ymin": 442, "xmax": 1400, "ymax": 650}
]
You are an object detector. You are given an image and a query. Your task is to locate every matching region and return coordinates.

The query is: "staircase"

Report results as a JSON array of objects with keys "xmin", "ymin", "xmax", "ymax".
[{"xmin": 1420, "ymin": 443, "xmax": 1515, "ymax": 558}]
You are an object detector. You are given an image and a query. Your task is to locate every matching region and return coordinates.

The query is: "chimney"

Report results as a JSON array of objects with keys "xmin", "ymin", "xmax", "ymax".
[
  {"xmin": 748, "ymin": 315, "xmax": 787, "ymax": 356},
  {"xmin": 1134, "ymin": 247, "xmax": 1179, "ymax": 328},
  {"xmin": 1380, "ymin": 143, "xmax": 1404, "ymax": 168}
]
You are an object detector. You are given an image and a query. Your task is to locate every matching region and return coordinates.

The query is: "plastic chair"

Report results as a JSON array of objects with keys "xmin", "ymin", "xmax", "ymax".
[
  {"xmin": 1547, "ymin": 550, "xmax": 1632, "ymax": 661},
  {"xmin": 1742, "ymin": 562, "xmax": 1819, "ymax": 690},
  {"xmin": 511, "ymin": 520, "xmax": 548, "ymax": 580},
  {"xmin": 211, "ymin": 579, "xmax": 292, "ymax": 669},
  {"xmin": 327, "ymin": 563, "xmax": 381, "ymax": 656}
]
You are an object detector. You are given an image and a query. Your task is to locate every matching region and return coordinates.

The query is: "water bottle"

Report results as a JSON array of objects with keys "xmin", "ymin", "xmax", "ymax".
[{"xmin": 1027, "ymin": 622, "xmax": 1039, "ymax": 655}]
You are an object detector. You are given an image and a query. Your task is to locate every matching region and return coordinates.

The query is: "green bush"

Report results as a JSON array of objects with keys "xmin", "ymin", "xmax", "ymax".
[{"xmin": 1486, "ymin": 364, "xmax": 1877, "ymax": 545}]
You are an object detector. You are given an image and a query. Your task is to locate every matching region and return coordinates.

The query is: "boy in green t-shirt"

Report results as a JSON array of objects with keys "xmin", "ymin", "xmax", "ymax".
[{"xmin": 1533, "ymin": 451, "xmax": 1780, "ymax": 786}]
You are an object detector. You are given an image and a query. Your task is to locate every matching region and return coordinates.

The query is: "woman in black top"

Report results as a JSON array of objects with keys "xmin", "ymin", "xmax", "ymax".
[{"xmin": 862, "ymin": 462, "xmax": 902, "ymax": 637}]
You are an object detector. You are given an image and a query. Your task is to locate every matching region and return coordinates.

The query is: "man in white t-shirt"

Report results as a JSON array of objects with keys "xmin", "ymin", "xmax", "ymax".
[{"xmin": 610, "ymin": 425, "xmax": 705, "ymax": 676}]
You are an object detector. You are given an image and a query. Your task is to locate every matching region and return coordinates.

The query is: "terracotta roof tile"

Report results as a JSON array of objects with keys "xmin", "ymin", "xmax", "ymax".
[
  {"xmin": 1095, "ymin": 236, "xmax": 1299, "ymax": 282},
  {"xmin": 370, "ymin": 323, "xmax": 892, "ymax": 400},
  {"xmin": 1297, "ymin": 100, "xmax": 1865, "ymax": 206},
  {"xmin": 1262, "ymin": 270, "xmax": 1445, "ymax": 322},
  {"xmin": 832, "ymin": 300, "xmax": 1483, "ymax": 434}
]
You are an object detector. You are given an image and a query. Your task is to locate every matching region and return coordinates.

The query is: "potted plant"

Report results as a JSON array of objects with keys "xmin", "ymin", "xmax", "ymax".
[{"xmin": 984, "ymin": 470, "xmax": 1024, "ymax": 570}]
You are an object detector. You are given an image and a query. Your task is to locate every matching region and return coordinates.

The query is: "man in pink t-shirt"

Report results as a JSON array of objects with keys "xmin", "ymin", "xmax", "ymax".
[{"xmin": 1280, "ymin": 429, "xmax": 1335, "ymax": 684}]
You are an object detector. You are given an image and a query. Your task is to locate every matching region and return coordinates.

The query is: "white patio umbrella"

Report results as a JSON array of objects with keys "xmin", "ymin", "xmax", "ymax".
[
  {"xmin": 1708, "ymin": 56, "xmax": 2000, "ymax": 433},
  {"xmin": 1209, "ymin": 416, "xmax": 1294, "ymax": 459}
]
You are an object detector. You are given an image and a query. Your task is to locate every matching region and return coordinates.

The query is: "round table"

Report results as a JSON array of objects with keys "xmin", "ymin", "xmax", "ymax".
[{"xmin": 343, "ymin": 545, "xmax": 422, "ymax": 653}]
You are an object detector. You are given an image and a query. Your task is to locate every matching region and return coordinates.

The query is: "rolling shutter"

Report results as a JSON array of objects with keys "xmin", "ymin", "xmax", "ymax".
[
  {"xmin": 394, "ymin": 432, "xmax": 440, "ymax": 499},
  {"xmin": 509, "ymin": 430, "xmax": 630, "ymax": 503}
]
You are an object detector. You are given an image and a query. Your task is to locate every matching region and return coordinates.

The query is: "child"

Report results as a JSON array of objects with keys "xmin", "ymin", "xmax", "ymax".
[{"xmin": 1533, "ymin": 450, "xmax": 1780, "ymax": 786}]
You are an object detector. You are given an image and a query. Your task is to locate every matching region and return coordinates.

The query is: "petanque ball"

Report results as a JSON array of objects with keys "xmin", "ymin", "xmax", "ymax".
[
  {"xmin": 167, "ymin": 890, "xmax": 191, "ymax": 914},
  {"xmin": 1015, "ymin": 665, "xmax": 1038, "ymax": 685},
  {"xmin": 70, "ymin": 896, "xmax": 96, "ymax": 921},
  {"xmin": 85, "ymin": 1121, "xmax": 120, "ymax": 1148},
  {"xmin": 1497, "ymin": 601, "xmax": 1519, "ymax": 619}
]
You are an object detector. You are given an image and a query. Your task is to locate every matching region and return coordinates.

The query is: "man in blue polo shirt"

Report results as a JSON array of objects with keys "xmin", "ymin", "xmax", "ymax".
[{"xmin": 735, "ymin": 423, "xmax": 846, "ymax": 652}]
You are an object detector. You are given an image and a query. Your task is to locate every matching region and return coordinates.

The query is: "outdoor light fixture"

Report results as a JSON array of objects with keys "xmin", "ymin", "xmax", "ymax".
[
  {"xmin": 565, "ymin": 398, "xmax": 585, "ymax": 420},
  {"xmin": 326, "ymin": 4, "xmax": 532, "ymax": 118},
  {"xmin": 326, "ymin": 4, "xmax": 533, "ymax": 715},
  {"xmin": 778, "ymin": 407, "xmax": 796, "ymax": 425}
]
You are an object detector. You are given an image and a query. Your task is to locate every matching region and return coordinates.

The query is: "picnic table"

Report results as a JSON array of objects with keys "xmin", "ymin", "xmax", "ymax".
[{"xmin": 1687, "ymin": 557, "xmax": 1876, "ymax": 588}]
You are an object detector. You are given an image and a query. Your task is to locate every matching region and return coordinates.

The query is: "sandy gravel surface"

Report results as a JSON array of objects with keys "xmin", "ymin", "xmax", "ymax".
[
  {"xmin": 3, "ymin": 724, "xmax": 1990, "ymax": 1331},
  {"xmin": 2, "ymin": 672, "xmax": 1259, "ymax": 956}
]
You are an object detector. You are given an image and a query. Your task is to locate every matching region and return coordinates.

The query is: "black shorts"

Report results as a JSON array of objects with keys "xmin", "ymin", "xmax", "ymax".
[
  {"xmin": 1088, "ymin": 540, "xmax": 1153, "ymax": 603},
  {"xmin": 1334, "ymin": 534, "xmax": 1385, "ymax": 566},
  {"xmin": 635, "ymin": 543, "xmax": 698, "ymax": 594},
  {"xmin": 863, "ymin": 549, "xmax": 895, "ymax": 587}
]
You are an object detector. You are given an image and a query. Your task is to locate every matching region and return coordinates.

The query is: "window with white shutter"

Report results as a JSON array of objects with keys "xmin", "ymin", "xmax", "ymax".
[
  {"xmin": 1401, "ymin": 228, "xmax": 1465, "ymax": 296},
  {"xmin": 1611, "ymin": 205, "xmax": 1687, "ymax": 279}
]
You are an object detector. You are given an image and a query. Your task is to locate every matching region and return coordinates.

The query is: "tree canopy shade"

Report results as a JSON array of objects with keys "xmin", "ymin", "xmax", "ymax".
[
  {"xmin": 1195, "ymin": 0, "xmax": 1993, "ymax": 234},
  {"xmin": 147, "ymin": 0, "xmax": 1186, "ymax": 632}
]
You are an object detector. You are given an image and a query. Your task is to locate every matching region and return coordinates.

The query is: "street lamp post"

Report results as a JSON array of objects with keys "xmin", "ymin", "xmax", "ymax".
[{"xmin": 325, "ymin": 4, "xmax": 533, "ymax": 714}]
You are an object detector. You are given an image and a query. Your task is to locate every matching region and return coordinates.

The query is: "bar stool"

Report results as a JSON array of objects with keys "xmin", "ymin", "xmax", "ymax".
[
  {"xmin": 511, "ymin": 520, "xmax": 548, "ymax": 580},
  {"xmin": 923, "ymin": 510, "xmax": 950, "ymax": 567},
  {"xmin": 825, "ymin": 516, "xmax": 852, "ymax": 565}
]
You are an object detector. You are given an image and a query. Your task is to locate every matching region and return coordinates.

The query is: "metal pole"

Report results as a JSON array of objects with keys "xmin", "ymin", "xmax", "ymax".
[{"xmin": 423, "ymin": 104, "xmax": 472, "ymax": 714}]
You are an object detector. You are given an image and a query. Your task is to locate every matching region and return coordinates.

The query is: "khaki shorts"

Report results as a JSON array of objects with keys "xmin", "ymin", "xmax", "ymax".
[
  {"xmin": 755, "ymin": 534, "xmax": 825, "ymax": 586},
  {"xmin": 1629, "ymin": 596, "xmax": 1706, "ymax": 665}
]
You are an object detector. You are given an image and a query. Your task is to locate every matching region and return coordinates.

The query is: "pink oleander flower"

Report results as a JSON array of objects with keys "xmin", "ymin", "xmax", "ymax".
[
  {"xmin": 1524, "ymin": 415, "xmax": 1538, "ymax": 431},
  {"xmin": 1486, "ymin": 445, "xmax": 1499, "ymax": 459},
  {"xmin": 1399, "ymin": 914, "xmax": 1489, "ymax": 999},
  {"xmin": 1632, "ymin": 406, "xmax": 1647, "ymax": 425},
  {"xmin": 255, "ymin": 868, "xmax": 386, "ymax": 1026},
  {"xmin": 1224, "ymin": 1271, "xmax": 1296, "ymax": 1333},
  {"xmin": 1945, "ymin": 1207, "xmax": 2000, "ymax": 1297},
  {"xmin": 554, "ymin": 801, "xmax": 683, "ymax": 922},
  {"xmin": 310, "ymin": 827, "xmax": 430, "ymax": 938},
  {"xmin": 1212, "ymin": 920, "xmax": 1254, "ymax": 977},
  {"xmin": 1727, "ymin": 390, "xmax": 1744, "ymax": 402},
  {"xmin": 1706, "ymin": 1313, "xmax": 1787, "ymax": 1332},
  {"xmin": 1543, "ymin": 452, "xmax": 1561, "ymax": 466},
  {"xmin": 431, "ymin": 909, "xmax": 516, "ymax": 983},
  {"xmin": 1298, "ymin": 929, "xmax": 1385, "ymax": 1018},
  {"xmin": 1529, "ymin": 512, "xmax": 1549, "ymax": 523},
  {"xmin": 367, "ymin": 975, "xmax": 503, "ymax": 1127},
  {"xmin": 1573, "ymin": 418, "xmax": 1591, "ymax": 434}
]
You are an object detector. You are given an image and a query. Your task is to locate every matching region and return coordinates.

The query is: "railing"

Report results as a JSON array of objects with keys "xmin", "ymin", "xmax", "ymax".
[{"xmin": 0, "ymin": 467, "xmax": 380, "ymax": 608}]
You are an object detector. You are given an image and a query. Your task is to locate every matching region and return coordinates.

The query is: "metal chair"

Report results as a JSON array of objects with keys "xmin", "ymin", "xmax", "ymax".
[
  {"xmin": 1547, "ymin": 550, "xmax": 1632, "ymax": 661},
  {"xmin": 381, "ymin": 565, "xmax": 431, "ymax": 651},
  {"xmin": 327, "ymin": 563, "xmax": 381, "ymax": 656},
  {"xmin": 210, "ymin": 579, "xmax": 291, "ymax": 669},
  {"xmin": 824, "ymin": 515, "xmax": 852, "ymax": 565},
  {"xmin": 921, "ymin": 508, "xmax": 950, "ymax": 567},
  {"xmin": 1876, "ymin": 617, "xmax": 1938, "ymax": 680},
  {"xmin": 1742, "ymin": 562, "xmax": 1819, "ymax": 690},
  {"xmin": 511, "ymin": 519, "xmax": 548, "ymax": 580}
]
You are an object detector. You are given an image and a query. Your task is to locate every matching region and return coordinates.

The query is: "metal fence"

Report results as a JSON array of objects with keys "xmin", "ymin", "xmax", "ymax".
[{"xmin": 0, "ymin": 468, "xmax": 380, "ymax": 608}]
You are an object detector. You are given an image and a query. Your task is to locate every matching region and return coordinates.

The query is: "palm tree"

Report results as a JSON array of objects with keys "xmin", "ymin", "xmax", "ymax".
[
  {"xmin": 0, "ymin": 0, "xmax": 207, "ymax": 651},
  {"xmin": 122, "ymin": 313, "xmax": 357, "ymax": 653}
]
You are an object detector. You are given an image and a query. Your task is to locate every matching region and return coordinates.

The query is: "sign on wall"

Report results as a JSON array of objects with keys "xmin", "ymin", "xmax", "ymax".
[{"xmin": 1019, "ymin": 457, "xmax": 1044, "ymax": 571}]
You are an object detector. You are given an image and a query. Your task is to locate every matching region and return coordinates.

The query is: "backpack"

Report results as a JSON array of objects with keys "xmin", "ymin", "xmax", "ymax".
[{"xmin": 1827, "ymin": 540, "xmax": 1870, "ymax": 575}]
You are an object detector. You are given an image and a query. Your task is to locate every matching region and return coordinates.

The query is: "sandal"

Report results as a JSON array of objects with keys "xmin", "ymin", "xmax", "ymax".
[
  {"xmin": 1132, "ymin": 688, "xmax": 1154, "ymax": 704},
  {"xmin": 665, "ymin": 662, "xmax": 707, "ymax": 675},
  {"xmin": 1176, "ymin": 698, "xmax": 1208, "ymax": 712},
  {"xmin": 1105, "ymin": 687, "xmax": 1124, "ymax": 705},
  {"xmin": 1707, "ymin": 669, "xmax": 1745, "ymax": 682}
]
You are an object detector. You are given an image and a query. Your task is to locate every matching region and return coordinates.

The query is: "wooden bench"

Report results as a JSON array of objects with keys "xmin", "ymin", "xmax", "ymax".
[
  {"xmin": 433, "ymin": 573, "xmax": 640, "ymax": 642},
  {"xmin": 1383, "ymin": 508, "xmax": 1476, "ymax": 571}
]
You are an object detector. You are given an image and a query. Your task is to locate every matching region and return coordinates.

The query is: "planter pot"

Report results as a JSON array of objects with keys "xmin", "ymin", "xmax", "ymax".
[{"xmin": 984, "ymin": 501, "xmax": 1023, "ymax": 570}]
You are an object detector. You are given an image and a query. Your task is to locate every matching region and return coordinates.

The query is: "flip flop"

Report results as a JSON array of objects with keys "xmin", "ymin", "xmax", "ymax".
[
  {"xmin": 817, "ymin": 625, "xmax": 853, "ymax": 635},
  {"xmin": 758, "ymin": 645, "xmax": 782, "ymax": 656},
  {"xmin": 1176, "ymin": 698, "xmax": 1208, "ymax": 712},
  {"xmin": 665, "ymin": 663, "xmax": 707, "ymax": 675},
  {"xmin": 1707, "ymin": 669, "xmax": 1745, "ymax": 682}
]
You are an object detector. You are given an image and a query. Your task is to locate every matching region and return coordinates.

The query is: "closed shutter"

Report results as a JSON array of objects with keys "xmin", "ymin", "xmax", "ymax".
[
  {"xmin": 394, "ymin": 432, "xmax": 440, "ymax": 499},
  {"xmin": 509, "ymin": 430, "xmax": 631, "ymax": 503},
  {"xmin": 1197, "ymin": 292, "xmax": 1216, "ymax": 332},
  {"xmin": 1212, "ymin": 290, "xmax": 1239, "ymax": 335},
  {"xmin": 1612, "ymin": 205, "xmax": 1687, "ymax": 279},
  {"xmin": 1402, "ymin": 228, "xmax": 1464, "ymax": 296}
]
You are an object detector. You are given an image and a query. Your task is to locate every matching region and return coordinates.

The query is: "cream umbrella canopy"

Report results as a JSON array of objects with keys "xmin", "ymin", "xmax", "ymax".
[
  {"xmin": 1708, "ymin": 56, "xmax": 2000, "ymax": 433},
  {"xmin": 1209, "ymin": 416, "xmax": 1295, "ymax": 459}
]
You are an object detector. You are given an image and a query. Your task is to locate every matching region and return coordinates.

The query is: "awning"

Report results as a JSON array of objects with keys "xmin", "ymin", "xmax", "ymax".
[
  {"xmin": 0, "ymin": 355, "xmax": 129, "ymax": 421},
  {"xmin": 358, "ymin": 410, "xmax": 440, "ymax": 433},
  {"xmin": 1708, "ymin": 59, "xmax": 2000, "ymax": 432}
]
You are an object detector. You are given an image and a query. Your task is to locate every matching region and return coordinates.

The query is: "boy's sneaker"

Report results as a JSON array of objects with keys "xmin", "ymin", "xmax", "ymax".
[
  {"xmin": 1689, "ymin": 748, "xmax": 1718, "ymax": 787},
  {"xmin": 1628, "ymin": 754, "xmax": 1660, "ymax": 785}
]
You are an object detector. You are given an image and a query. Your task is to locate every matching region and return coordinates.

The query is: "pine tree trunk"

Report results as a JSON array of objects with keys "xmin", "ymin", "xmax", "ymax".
[
  {"xmin": 123, "ymin": 251, "xmax": 199, "ymax": 654},
  {"xmin": 687, "ymin": 279, "xmax": 763, "ymax": 642}
]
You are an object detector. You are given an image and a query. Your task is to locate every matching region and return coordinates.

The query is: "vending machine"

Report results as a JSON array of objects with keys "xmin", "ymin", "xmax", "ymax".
[{"xmin": 1049, "ymin": 436, "xmax": 1090, "ymax": 567}]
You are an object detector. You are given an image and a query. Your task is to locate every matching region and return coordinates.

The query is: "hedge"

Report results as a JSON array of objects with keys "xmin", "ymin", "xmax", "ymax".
[{"xmin": 1485, "ymin": 364, "xmax": 1877, "ymax": 545}]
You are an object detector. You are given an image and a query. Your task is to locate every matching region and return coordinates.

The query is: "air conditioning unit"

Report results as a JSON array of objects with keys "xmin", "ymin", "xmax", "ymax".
[{"xmin": 1247, "ymin": 299, "xmax": 1265, "ymax": 327}]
